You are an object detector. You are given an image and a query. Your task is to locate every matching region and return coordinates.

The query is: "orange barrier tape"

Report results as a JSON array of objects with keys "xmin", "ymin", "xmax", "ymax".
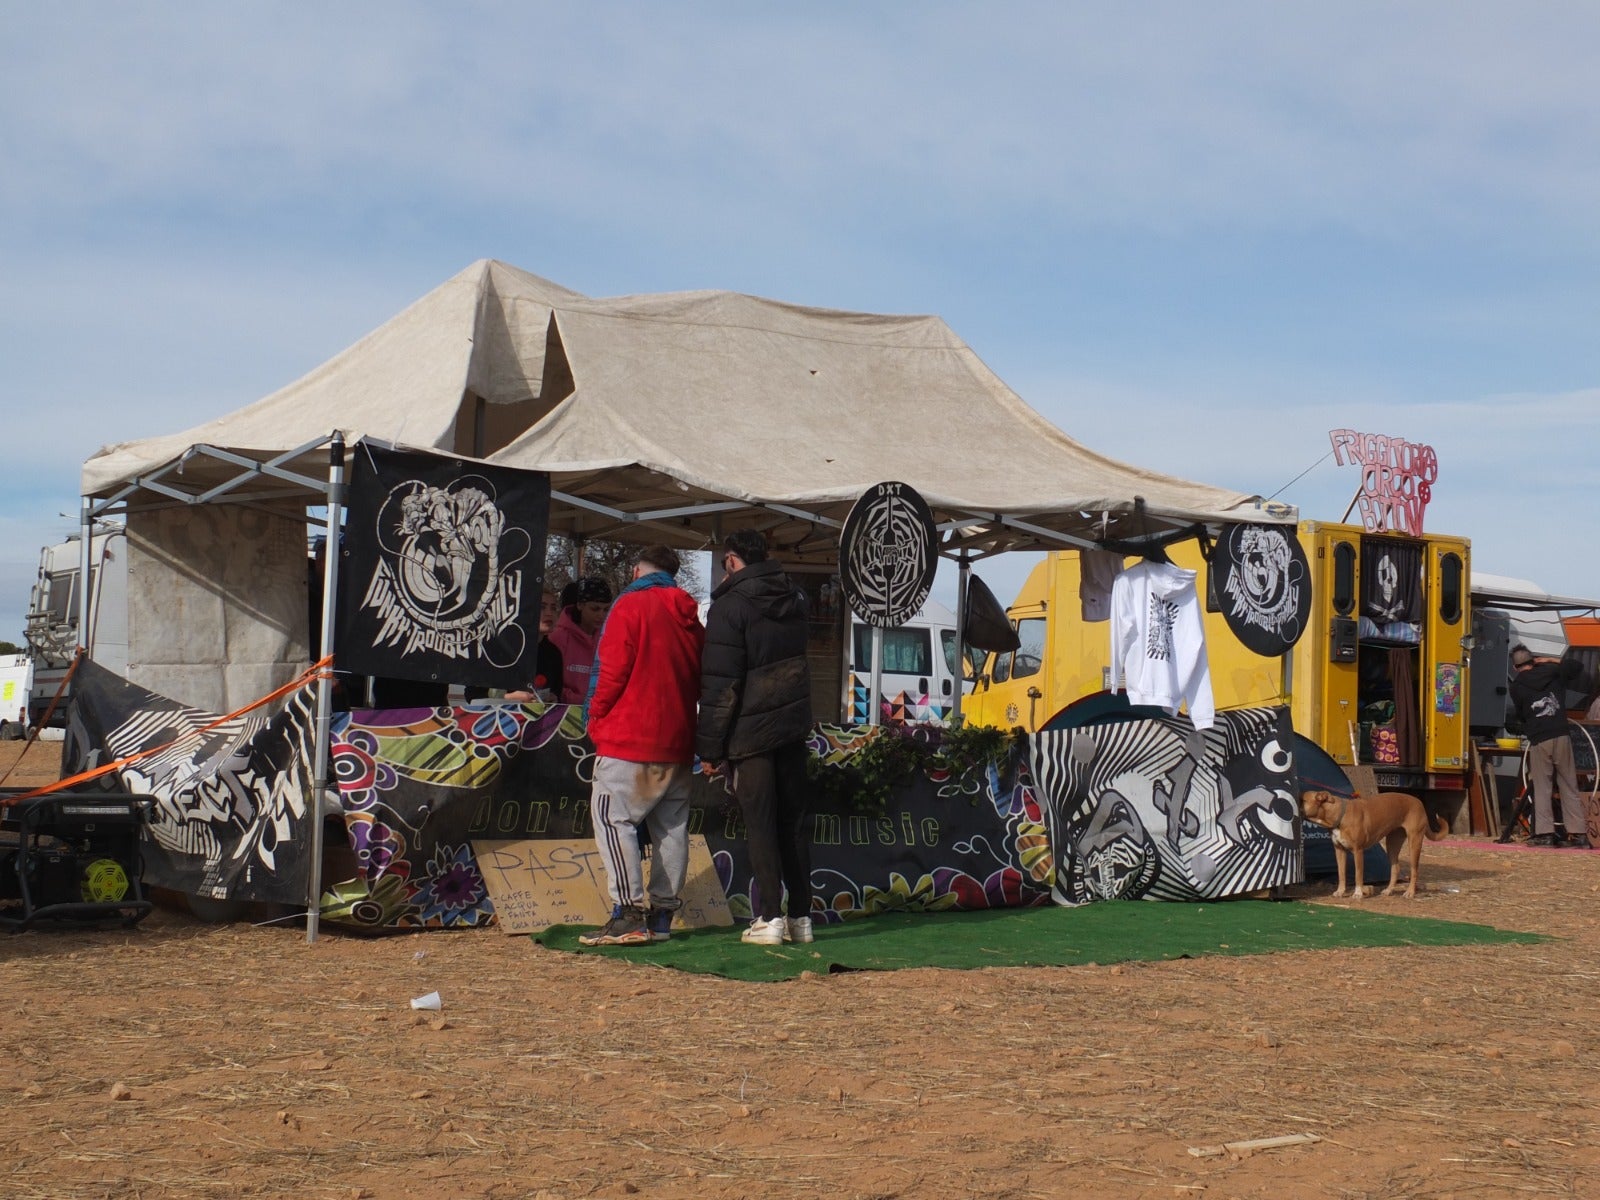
[{"xmin": 2, "ymin": 656, "xmax": 335, "ymax": 807}]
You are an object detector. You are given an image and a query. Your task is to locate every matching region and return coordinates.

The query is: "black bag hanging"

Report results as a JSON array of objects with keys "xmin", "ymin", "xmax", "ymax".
[{"xmin": 962, "ymin": 573, "xmax": 1021, "ymax": 654}]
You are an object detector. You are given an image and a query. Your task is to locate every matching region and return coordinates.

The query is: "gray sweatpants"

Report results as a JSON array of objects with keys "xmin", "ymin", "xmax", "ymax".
[
  {"xmin": 589, "ymin": 756, "xmax": 691, "ymax": 911},
  {"xmin": 1529, "ymin": 734, "xmax": 1586, "ymax": 838}
]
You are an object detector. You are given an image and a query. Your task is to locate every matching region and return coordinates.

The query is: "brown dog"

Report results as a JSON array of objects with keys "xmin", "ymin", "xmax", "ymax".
[{"xmin": 1301, "ymin": 789, "xmax": 1448, "ymax": 899}]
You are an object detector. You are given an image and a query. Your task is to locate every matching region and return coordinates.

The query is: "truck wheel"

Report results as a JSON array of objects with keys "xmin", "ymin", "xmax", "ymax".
[{"xmin": 0, "ymin": 721, "xmax": 20, "ymax": 741}]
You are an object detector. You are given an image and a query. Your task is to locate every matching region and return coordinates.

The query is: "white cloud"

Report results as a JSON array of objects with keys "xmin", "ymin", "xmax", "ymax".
[{"xmin": 5, "ymin": 4, "xmax": 1600, "ymax": 243}]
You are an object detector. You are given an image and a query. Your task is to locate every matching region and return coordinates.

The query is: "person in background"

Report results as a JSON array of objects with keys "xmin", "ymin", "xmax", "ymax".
[
  {"xmin": 578, "ymin": 546, "xmax": 705, "ymax": 945},
  {"xmin": 549, "ymin": 577, "xmax": 612, "ymax": 704},
  {"xmin": 1509, "ymin": 643, "xmax": 1587, "ymax": 847},
  {"xmin": 505, "ymin": 586, "xmax": 564, "ymax": 703},
  {"xmin": 697, "ymin": 530, "xmax": 815, "ymax": 946}
]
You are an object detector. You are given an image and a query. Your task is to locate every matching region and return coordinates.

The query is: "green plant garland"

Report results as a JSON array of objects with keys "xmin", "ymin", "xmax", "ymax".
[{"xmin": 808, "ymin": 720, "xmax": 1017, "ymax": 815}]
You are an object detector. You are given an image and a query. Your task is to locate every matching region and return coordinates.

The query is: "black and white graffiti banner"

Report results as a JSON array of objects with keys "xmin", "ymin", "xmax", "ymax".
[
  {"xmin": 1212, "ymin": 523, "xmax": 1311, "ymax": 657},
  {"xmin": 839, "ymin": 481, "xmax": 937, "ymax": 628},
  {"xmin": 337, "ymin": 443, "xmax": 550, "ymax": 689},
  {"xmin": 1030, "ymin": 706, "xmax": 1303, "ymax": 903},
  {"xmin": 63, "ymin": 658, "xmax": 318, "ymax": 904}
]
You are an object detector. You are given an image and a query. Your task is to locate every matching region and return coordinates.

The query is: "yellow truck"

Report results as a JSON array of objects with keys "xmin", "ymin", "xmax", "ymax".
[{"xmin": 965, "ymin": 521, "xmax": 1472, "ymax": 806}]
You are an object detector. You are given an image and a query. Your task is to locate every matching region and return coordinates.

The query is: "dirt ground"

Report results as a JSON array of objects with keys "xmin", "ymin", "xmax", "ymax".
[{"xmin": 4, "ymin": 740, "xmax": 1599, "ymax": 1200}]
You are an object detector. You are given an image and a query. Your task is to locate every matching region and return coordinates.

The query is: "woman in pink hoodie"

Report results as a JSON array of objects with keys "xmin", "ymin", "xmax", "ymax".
[{"xmin": 548, "ymin": 577, "xmax": 612, "ymax": 704}]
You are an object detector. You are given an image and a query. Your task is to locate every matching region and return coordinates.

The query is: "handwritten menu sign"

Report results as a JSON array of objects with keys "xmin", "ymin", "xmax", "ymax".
[{"xmin": 472, "ymin": 836, "xmax": 732, "ymax": 936}]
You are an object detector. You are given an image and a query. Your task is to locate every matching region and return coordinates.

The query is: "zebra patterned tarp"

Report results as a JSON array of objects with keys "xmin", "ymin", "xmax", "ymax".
[
  {"xmin": 1030, "ymin": 706, "xmax": 1303, "ymax": 903},
  {"xmin": 64, "ymin": 658, "xmax": 318, "ymax": 904}
]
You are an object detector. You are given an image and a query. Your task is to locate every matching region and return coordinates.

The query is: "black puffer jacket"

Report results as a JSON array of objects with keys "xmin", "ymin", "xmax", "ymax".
[{"xmin": 697, "ymin": 559, "xmax": 813, "ymax": 761}]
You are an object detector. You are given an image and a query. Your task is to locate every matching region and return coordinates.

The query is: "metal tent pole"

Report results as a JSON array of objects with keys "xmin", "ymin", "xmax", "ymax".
[
  {"xmin": 77, "ymin": 497, "xmax": 93, "ymax": 657},
  {"xmin": 868, "ymin": 625, "xmax": 883, "ymax": 727},
  {"xmin": 953, "ymin": 552, "xmax": 970, "ymax": 724},
  {"xmin": 306, "ymin": 433, "xmax": 346, "ymax": 943}
]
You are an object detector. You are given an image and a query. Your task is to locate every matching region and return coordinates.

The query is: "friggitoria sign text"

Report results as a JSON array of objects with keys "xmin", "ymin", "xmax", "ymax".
[{"xmin": 1328, "ymin": 429, "xmax": 1438, "ymax": 535}]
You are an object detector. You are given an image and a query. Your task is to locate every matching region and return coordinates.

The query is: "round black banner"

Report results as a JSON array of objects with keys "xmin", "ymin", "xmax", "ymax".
[
  {"xmin": 1212, "ymin": 523, "xmax": 1311, "ymax": 656},
  {"xmin": 839, "ymin": 481, "xmax": 938, "ymax": 627}
]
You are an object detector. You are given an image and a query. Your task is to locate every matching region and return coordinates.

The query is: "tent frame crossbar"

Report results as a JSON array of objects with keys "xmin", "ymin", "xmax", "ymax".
[{"xmin": 87, "ymin": 436, "xmax": 335, "ymax": 518}]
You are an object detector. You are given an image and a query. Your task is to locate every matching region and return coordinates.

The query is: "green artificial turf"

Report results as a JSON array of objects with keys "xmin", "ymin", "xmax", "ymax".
[{"xmin": 532, "ymin": 901, "xmax": 1545, "ymax": 983}]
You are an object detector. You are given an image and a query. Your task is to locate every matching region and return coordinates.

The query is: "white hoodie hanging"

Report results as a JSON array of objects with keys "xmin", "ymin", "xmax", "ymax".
[{"xmin": 1109, "ymin": 560, "xmax": 1215, "ymax": 730}]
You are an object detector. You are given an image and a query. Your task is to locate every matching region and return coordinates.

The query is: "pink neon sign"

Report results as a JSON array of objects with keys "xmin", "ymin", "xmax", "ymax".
[{"xmin": 1328, "ymin": 429, "xmax": 1438, "ymax": 535}]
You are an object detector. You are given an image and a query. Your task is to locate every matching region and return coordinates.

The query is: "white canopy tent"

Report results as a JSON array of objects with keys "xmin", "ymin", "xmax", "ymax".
[
  {"xmin": 83, "ymin": 258, "xmax": 1291, "ymax": 556},
  {"xmin": 483, "ymin": 285, "xmax": 1292, "ymax": 559},
  {"xmin": 77, "ymin": 259, "xmax": 1296, "ymax": 938}
]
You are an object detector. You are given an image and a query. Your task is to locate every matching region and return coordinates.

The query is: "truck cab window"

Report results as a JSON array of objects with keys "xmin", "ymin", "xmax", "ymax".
[{"xmin": 1012, "ymin": 617, "xmax": 1047, "ymax": 679}]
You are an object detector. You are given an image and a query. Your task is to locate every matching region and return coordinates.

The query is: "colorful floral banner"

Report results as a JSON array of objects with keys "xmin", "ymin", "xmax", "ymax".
[{"xmin": 324, "ymin": 705, "xmax": 1053, "ymax": 930}]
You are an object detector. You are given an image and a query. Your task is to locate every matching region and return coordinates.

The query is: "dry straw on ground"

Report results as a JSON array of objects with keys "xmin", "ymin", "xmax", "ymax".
[{"xmin": 4, "ymin": 741, "xmax": 1599, "ymax": 1198}]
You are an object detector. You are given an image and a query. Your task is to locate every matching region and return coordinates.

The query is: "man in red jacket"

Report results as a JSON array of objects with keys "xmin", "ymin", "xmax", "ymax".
[{"xmin": 579, "ymin": 545, "xmax": 706, "ymax": 946}]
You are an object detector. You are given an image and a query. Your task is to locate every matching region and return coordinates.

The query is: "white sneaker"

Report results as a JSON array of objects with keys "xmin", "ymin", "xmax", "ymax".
[
  {"xmin": 784, "ymin": 916, "xmax": 814, "ymax": 944},
  {"xmin": 741, "ymin": 916, "xmax": 786, "ymax": 945}
]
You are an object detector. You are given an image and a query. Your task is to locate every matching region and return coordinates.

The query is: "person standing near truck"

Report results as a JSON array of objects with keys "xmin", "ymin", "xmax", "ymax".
[{"xmin": 1509, "ymin": 644, "xmax": 1587, "ymax": 847}]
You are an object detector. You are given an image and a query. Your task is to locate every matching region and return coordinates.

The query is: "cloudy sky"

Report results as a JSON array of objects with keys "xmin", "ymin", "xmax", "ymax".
[{"xmin": 3, "ymin": 2, "xmax": 1598, "ymax": 640}]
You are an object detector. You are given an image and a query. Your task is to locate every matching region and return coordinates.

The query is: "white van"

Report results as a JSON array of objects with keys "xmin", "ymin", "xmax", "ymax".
[
  {"xmin": 0, "ymin": 654, "xmax": 32, "ymax": 738},
  {"xmin": 847, "ymin": 598, "xmax": 967, "ymax": 725}
]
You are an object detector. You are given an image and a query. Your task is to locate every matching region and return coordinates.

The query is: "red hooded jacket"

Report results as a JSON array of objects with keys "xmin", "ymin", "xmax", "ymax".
[{"xmin": 586, "ymin": 582, "xmax": 705, "ymax": 764}]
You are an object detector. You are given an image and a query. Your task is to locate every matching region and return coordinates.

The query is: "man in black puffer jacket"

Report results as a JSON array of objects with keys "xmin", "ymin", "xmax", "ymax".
[{"xmin": 697, "ymin": 530, "xmax": 815, "ymax": 946}]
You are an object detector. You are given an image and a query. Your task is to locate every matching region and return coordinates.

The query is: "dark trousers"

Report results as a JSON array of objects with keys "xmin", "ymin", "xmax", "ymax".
[{"xmin": 732, "ymin": 741, "xmax": 812, "ymax": 921}]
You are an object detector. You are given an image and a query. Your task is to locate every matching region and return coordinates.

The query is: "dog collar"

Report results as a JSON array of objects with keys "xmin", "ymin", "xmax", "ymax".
[{"xmin": 1335, "ymin": 795, "xmax": 1348, "ymax": 828}]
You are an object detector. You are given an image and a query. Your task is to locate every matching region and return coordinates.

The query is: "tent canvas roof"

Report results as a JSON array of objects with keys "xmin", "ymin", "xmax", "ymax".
[
  {"xmin": 82, "ymin": 259, "xmax": 1292, "ymax": 557},
  {"xmin": 1472, "ymin": 572, "xmax": 1600, "ymax": 613},
  {"xmin": 81, "ymin": 260, "xmax": 583, "ymax": 498}
]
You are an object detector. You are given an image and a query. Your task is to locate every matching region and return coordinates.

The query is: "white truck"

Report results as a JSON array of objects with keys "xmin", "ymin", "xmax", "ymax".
[
  {"xmin": 22, "ymin": 529, "xmax": 128, "ymax": 726},
  {"xmin": 847, "ymin": 598, "xmax": 971, "ymax": 725},
  {"xmin": 0, "ymin": 654, "xmax": 32, "ymax": 739}
]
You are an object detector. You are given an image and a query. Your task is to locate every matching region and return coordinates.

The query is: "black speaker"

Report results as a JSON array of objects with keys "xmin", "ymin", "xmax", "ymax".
[{"xmin": 1469, "ymin": 608, "xmax": 1513, "ymax": 733}]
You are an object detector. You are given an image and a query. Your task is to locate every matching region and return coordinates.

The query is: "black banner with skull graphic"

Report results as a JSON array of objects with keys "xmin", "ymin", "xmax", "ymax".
[
  {"xmin": 1360, "ymin": 537, "xmax": 1422, "ymax": 625},
  {"xmin": 336, "ymin": 444, "xmax": 549, "ymax": 690},
  {"xmin": 1210, "ymin": 522, "xmax": 1312, "ymax": 657}
]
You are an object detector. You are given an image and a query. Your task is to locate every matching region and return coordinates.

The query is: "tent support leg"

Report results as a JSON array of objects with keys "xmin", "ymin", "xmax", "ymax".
[
  {"xmin": 77, "ymin": 497, "xmax": 92, "ymax": 659},
  {"xmin": 953, "ymin": 552, "xmax": 970, "ymax": 725},
  {"xmin": 868, "ymin": 625, "xmax": 883, "ymax": 727},
  {"xmin": 306, "ymin": 433, "xmax": 346, "ymax": 944}
]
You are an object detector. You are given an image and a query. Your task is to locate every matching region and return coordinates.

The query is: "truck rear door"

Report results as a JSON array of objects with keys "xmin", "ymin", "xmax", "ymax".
[
  {"xmin": 1306, "ymin": 525, "xmax": 1362, "ymax": 765},
  {"xmin": 1423, "ymin": 537, "xmax": 1470, "ymax": 770}
]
